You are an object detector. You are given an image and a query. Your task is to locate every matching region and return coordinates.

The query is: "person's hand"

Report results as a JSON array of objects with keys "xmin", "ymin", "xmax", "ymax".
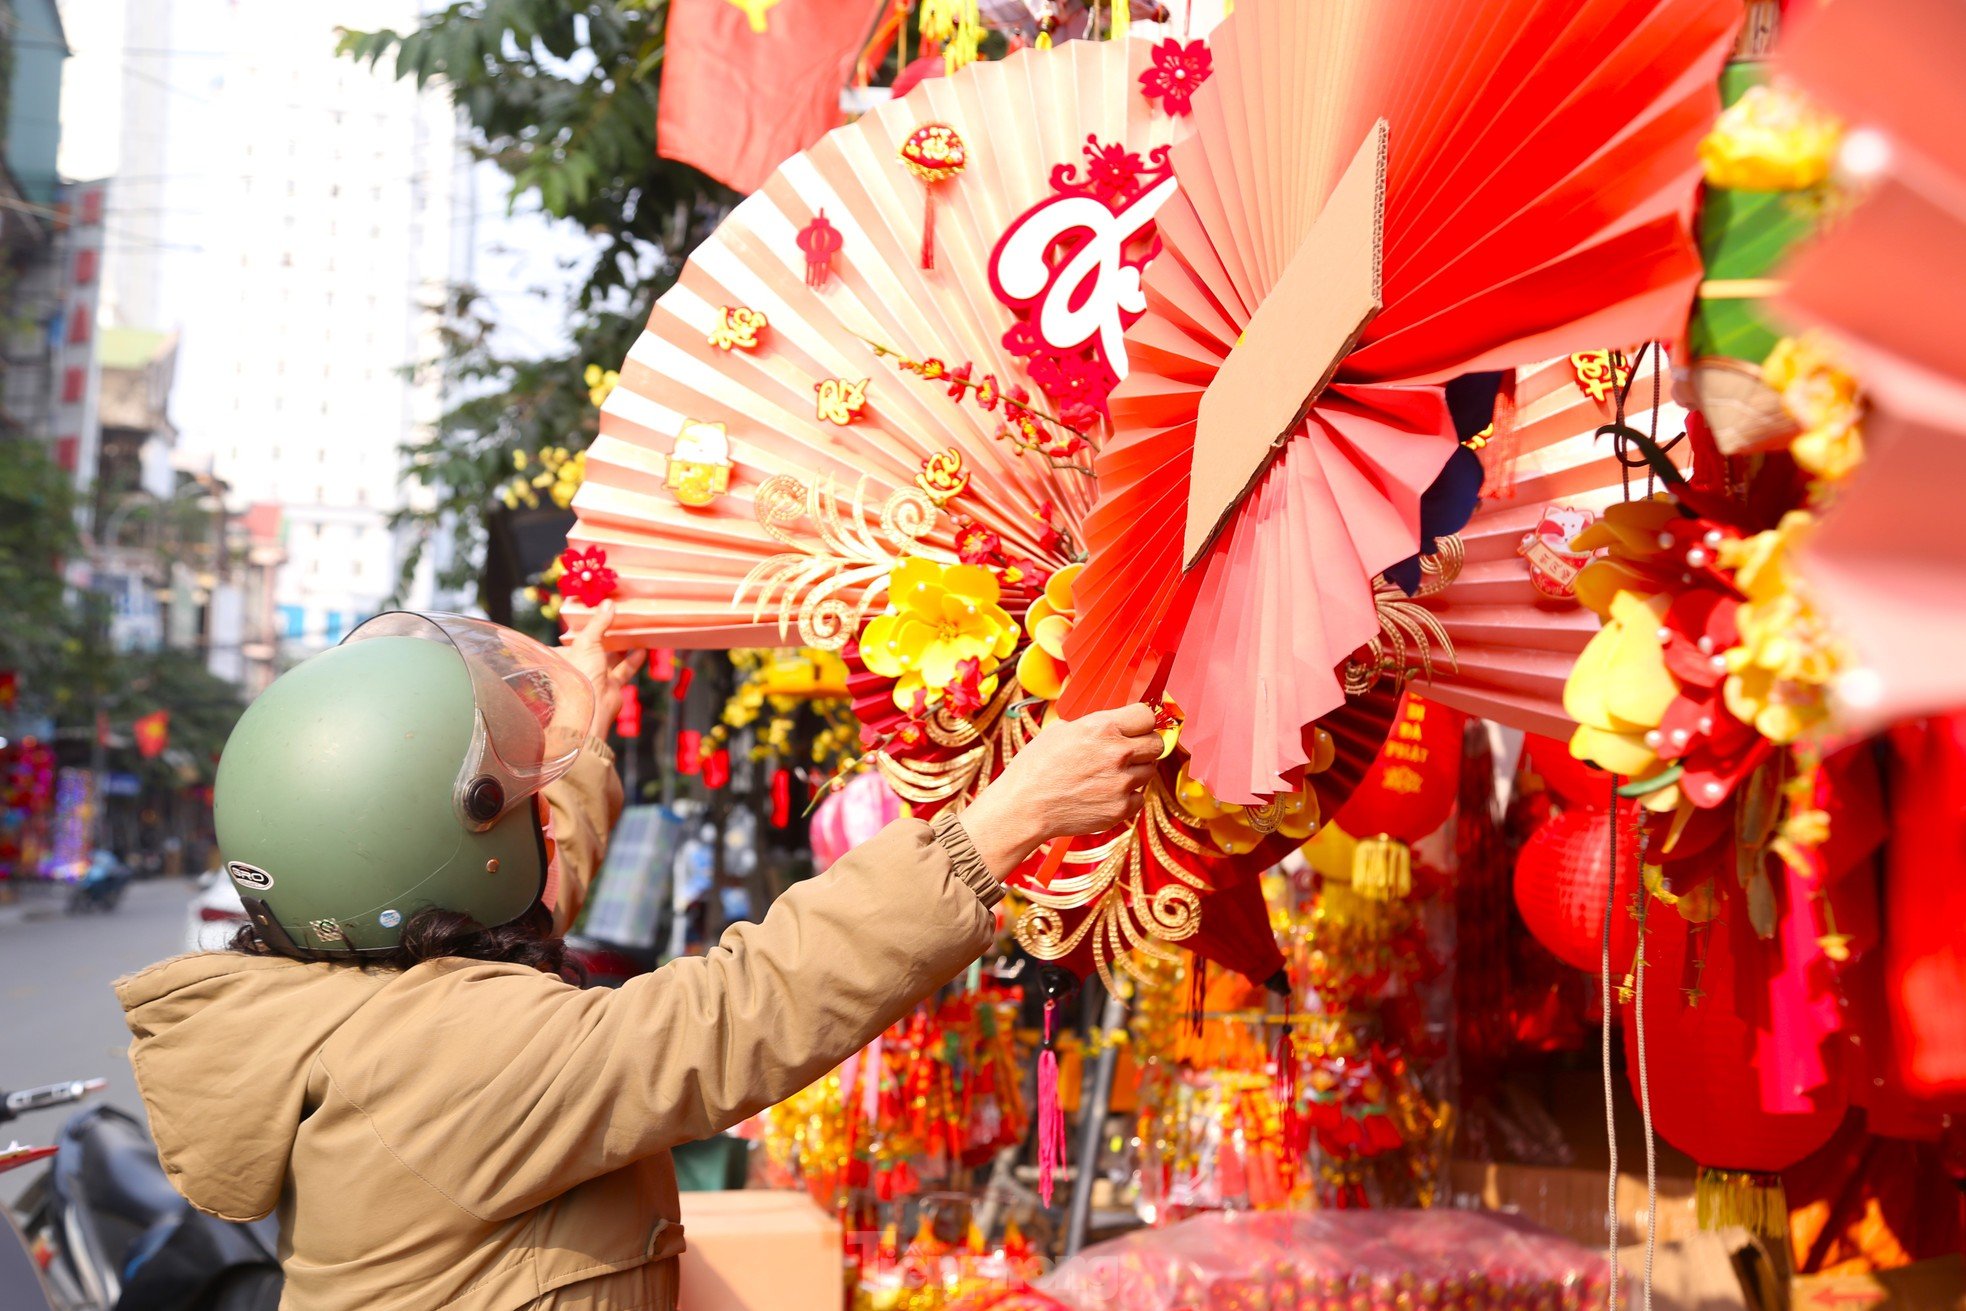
[
  {"xmin": 958, "ymin": 704, "xmax": 1163, "ymax": 878},
  {"xmin": 563, "ymin": 601, "xmax": 647, "ymax": 740}
]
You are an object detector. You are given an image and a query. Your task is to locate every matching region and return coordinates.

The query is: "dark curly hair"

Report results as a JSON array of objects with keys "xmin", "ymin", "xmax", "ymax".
[{"xmin": 232, "ymin": 902, "xmax": 580, "ymax": 982}]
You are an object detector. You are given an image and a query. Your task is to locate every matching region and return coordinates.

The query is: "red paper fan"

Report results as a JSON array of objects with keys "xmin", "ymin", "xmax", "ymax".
[
  {"xmin": 1407, "ymin": 350, "xmax": 1691, "ymax": 738},
  {"xmin": 1061, "ymin": 0, "xmax": 1736, "ymax": 802}
]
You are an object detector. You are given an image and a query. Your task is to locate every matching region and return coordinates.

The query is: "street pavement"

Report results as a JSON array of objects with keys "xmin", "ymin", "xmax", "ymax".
[{"xmin": 0, "ymin": 876, "xmax": 197, "ymax": 1206}]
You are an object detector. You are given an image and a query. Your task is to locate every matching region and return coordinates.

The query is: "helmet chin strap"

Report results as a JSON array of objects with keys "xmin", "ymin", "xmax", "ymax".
[{"xmin": 533, "ymin": 794, "xmax": 561, "ymax": 919}]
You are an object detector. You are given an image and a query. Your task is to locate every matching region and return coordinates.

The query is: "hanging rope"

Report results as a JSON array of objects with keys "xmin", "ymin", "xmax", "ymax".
[
  {"xmin": 1634, "ymin": 878, "xmax": 1659, "ymax": 1311},
  {"xmin": 1601, "ymin": 777, "xmax": 1623, "ymax": 1311}
]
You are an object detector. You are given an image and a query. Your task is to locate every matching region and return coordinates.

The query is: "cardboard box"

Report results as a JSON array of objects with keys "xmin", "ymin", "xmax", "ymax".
[
  {"xmin": 678, "ymin": 1191, "xmax": 842, "ymax": 1311},
  {"xmin": 1449, "ymin": 1160, "xmax": 1700, "ymax": 1249},
  {"xmin": 1793, "ymin": 1256, "xmax": 1966, "ymax": 1311}
]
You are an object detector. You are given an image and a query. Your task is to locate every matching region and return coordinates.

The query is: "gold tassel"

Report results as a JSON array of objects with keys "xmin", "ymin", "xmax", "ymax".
[
  {"xmin": 1110, "ymin": 0, "xmax": 1130, "ymax": 39},
  {"xmin": 1696, "ymin": 1169, "xmax": 1789, "ymax": 1239},
  {"xmin": 1352, "ymin": 834, "xmax": 1411, "ymax": 901}
]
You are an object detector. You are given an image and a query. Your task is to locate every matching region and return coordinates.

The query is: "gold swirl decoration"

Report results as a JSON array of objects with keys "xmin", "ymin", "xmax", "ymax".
[
  {"xmin": 1344, "ymin": 535, "xmax": 1463, "ymax": 697},
  {"xmin": 874, "ymin": 677, "xmax": 1036, "ymax": 808},
  {"xmin": 1012, "ymin": 773, "xmax": 1222, "ymax": 993},
  {"xmin": 734, "ymin": 472, "xmax": 953, "ymax": 650}
]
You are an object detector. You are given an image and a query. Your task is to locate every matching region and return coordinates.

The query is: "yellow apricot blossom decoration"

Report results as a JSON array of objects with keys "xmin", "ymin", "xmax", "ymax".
[
  {"xmin": 584, "ymin": 363, "xmax": 620, "ymax": 408},
  {"xmin": 861, "ymin": 557, "xmax": 1019, "ymax": 711},
  {"xmin": 1718, "ymin": 511, "xmax": 1840, "ymax": 745},
  {"xmin": 1763, "ymin": 333, "xmax": 1865, "ymax": 485},
  {"xmin": 1014, "ymin": 563, "xmax": 1083, "ymax": 702},
  {"xmin": 1699, "ymin": 82, "xmax": 1843, "ymax": 192},
  {"xmin": 499, "ymin": 445, "xmax": 588, "ymax": 511}
]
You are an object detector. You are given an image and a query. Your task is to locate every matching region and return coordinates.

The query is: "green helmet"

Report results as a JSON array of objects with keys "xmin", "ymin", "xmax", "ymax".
[{"xmin": 213, "ymin": 612, "xmax": 595, "ymax": 955}]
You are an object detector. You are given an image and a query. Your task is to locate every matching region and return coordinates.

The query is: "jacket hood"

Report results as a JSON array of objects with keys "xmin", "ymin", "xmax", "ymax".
[{"xmin": 117, "ymin": 953, "xmax": 391, "ymax": 1222}]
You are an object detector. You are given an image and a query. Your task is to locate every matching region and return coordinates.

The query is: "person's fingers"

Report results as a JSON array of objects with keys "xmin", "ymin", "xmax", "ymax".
[
  {"xmin": 609, "ymin": 649, "xmax": 648, "ymax": 684},
  {"xmin": 1106, "ymin": 702, "xmax": 1157, "ymax": 737},
  {"xmin": 1120, "ymin": 761, "xmax": 1158, "ymax": 788},
  {"xmin": 567, "ymin": 600, "xmax": 616, "ymax": 650},
  {"xmin": 1123, "ymin": 734, "xmax": 1165, "ymax": 765}
]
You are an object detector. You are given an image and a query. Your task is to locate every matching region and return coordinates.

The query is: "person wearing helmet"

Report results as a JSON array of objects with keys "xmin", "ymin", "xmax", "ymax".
[{"xmin": 116, "ymin": 604, "xmax": 1164, "ymax": 1311}]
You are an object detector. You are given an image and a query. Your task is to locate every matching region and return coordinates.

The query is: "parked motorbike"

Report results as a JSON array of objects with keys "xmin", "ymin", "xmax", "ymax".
[
  {"xmin": 65, "ymin": 852, "xmax": 132, "ymax": 915},
  {"xmin": 5, "ymin": 1079, "xmax": 282, "ymax": 1311}
]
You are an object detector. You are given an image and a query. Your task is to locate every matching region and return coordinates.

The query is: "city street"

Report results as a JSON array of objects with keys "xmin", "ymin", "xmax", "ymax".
[{"xmin": 0, "ymin": 877, "xmax": 195, "ymax": 1206}]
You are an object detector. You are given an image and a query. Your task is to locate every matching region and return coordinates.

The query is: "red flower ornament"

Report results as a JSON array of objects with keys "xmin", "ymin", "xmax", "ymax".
[
  {"xmin": 945, "ymin": 658, "xmax": 988, "ymax": 719},
  {"xmin": 556, "ymin": 545, "xmax": 619, "ymax": 607},
  {"xmin": 1139, "ymin": 39, "xmax": 1212, "ymax": 117}
]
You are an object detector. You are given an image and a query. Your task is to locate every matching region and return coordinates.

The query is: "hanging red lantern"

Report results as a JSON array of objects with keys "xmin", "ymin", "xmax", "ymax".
[
  {"xmin": 796, "ymin": 210, "xmax": 844, "ymax": 288},
  {"xmin": 650, "ymin": 648, "xmax": 676, "ymax": 682},
  {"xmin": 614, "ymin": 682, "xmax": 642, "ymax": 740},
  {"xmin": 1522, "ymin": 732, "xmax": 1615, "ymax": 812},
  {"xmin": 676, "ymin": 728, "xmax": 702, "ymax": 775},
  {"xmin": 897, "ymin": 123, "xmax": 966, "ymax": 270},
  {"xmin": 1327, "ymin": 692, "xmax": 1463, "ymax": 900},
  {"xmin": 1625, "ymin": 902, "xmax": 1848, "ymax": 1239},
  {"xmin": 701, "ymin": 748, "xmax": 731, "ymax": 790},
  {"xmin": 770, "ymin": 767, "xmax": 793, "ymax": 828},
  {"xmin": 1512, "ymin": 799, "xmax": 1643, "ymax": 975}
]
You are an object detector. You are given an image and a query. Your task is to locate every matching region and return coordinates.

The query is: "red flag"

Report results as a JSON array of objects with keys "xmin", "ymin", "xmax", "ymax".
[
  {"xmin": 656, "ymin": 0, "xmax": 887, "ymax": 195},
  {"xmin": 133, "ymin": 710, "xmax": 170, "ymax": 759}
]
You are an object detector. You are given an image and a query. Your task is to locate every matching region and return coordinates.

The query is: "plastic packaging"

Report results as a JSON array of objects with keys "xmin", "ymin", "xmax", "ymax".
[{"xmin": 1043, "ymin": 1210, "xmax": 1612, "ymax": 1311}]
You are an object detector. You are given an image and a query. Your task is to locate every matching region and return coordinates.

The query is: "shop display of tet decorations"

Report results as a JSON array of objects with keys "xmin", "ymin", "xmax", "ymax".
[{"xmin": 554, "ymin": 0, "xmax": 1951, "ymax": 1249}]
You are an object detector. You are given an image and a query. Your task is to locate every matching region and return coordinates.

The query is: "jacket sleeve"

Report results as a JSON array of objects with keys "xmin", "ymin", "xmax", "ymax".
[
  {"xmin": 544, "ymin": 742, "xmax": 624, "ymax": 936},
  {"xmin": 332, "ymin": 814, "xmax": 1000, "ymax": 1222}
]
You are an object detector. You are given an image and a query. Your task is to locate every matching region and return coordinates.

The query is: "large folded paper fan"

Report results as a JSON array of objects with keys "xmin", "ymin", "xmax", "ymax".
[{"xmin": 1060, "ymin": 0, "xmax": 1738, "ymax": 802}]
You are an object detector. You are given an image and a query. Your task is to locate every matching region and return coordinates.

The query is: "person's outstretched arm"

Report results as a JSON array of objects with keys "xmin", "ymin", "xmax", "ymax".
[
  {"xmin": 543, "ymin": 603, "xmax": 641, "ymax": 934},
  {"xmin": 331, "ymin": 704, "xmax": 1162, "ymax": 1222}
]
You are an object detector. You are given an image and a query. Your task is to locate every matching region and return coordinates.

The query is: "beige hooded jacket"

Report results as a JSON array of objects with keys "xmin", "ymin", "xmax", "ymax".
[{"xmin": 116, "ymin": 751, "xmax": 1001, "ymax": 1311}]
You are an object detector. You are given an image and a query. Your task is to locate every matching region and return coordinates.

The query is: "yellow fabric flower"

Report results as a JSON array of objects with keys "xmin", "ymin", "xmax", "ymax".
[
  {"xmin": 1564, "ymin": 587, "xmax": 1678, "ymax": 796},
  {"xmin": 1699, "ymin": 83, "xmax": 1843, "ymax": 192},
  {"xmin": 1763, "ymin": 333, "xmax": 1865, "ymax": 483},
  {"xmin": 862, "ymin": 557, "xmax": 1019, "ymax": 710},
  {"xmin": 1173, "ymin": 764, "xmax": 1321, "ymax": 855},
  {"xmin": 1014, "ymin": 563, "xmax": 1083, "ymax": 702},
  {"xmin": 1718, "ymin": 512, "xmax": 1839, "ymax": 744}
]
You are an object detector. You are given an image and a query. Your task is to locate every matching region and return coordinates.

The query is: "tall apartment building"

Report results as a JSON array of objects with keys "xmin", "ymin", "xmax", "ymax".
[{"xmin": 167, "ymin": 0, "xmax": 462, "ymax": 652}]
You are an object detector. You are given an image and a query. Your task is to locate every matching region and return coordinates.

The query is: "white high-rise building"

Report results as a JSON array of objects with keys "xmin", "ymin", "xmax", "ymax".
[
  {"xmin": 60, "ymin": 0, "xmax": 591, "ymax": 661},
  {"xmin": 156, "ymin": 0, "xmax": 459, "ymax": 651}
]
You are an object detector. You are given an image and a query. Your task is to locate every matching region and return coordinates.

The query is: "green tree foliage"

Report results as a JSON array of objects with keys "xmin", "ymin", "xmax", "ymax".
[
  {"xmin": 0, "ymin": 436, "xmax": 84, "ymax": 705},
  {"xmin": 337, "ymin": 2, "xmax": 735, "ymax": 609}
]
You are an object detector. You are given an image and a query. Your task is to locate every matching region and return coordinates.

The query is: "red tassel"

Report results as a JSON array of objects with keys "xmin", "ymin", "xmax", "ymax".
[
  {"xmin": 920, "ymin": 191, "xmax": 936, "ymax": 270},
  {"xmin": 1036, "ymin": 998, "xmax": 1066, "ymax": 1205},
  {"xmin": 1187, "ymin": 955, "xmax": 1207, "ymax": 1036},
  {"xmin": 1274, "ymin": 1007, "xmax": 1301, "ymax": 1182}
]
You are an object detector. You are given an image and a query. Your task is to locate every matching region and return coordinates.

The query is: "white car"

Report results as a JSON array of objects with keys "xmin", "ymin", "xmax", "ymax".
[{"xmin": 183, "ymin": 870, "xmax": 249, "ymax": 952}]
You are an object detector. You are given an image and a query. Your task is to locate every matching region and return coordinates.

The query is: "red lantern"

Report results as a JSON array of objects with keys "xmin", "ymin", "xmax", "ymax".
[
  {"xmin": 676, "ymin": 729, "xmax": 702, "ymax": 775},
  {"xmin": 613, "ymin": 683, "xmax": 642, "ymax": 740},
  {"xmin": 1328, "ymin": 692, "xmax": 1462, "ymax": 899},
  {"xmin": 1512, "ymin": 800, "xmax": 1643, "ymax": 975},
  {"xmin": 1522, "ymin": 733, "xmax": 1615, "ymax": 812},
  {"xmin": 1625, "ymin": 903, "xmax": 1848, "ymax": 1237},
  {"xmin": 770, "ymin": 767, "xmax": 793, "ymax": 828},
  {"xmin": 702, "ymin": 748, "xmax": 731, "ymax": 790}
]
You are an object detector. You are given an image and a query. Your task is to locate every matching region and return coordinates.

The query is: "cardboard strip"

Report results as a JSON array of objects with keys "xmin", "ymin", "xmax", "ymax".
[{"xmin": 1184, "ymin": 119, "xmax": 1389, "ymax": 571}]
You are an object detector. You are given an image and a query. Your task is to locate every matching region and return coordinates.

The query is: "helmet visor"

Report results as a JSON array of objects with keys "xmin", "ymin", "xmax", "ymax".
[{"xmin": 345, "ymin": 612, "xmax": 595, "ymax": 830}]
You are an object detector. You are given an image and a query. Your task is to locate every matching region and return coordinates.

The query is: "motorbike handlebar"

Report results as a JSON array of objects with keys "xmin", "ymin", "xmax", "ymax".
[{"xmin": 0, "ymin": 1078, "xmax": 107, "ymax": 1123}]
